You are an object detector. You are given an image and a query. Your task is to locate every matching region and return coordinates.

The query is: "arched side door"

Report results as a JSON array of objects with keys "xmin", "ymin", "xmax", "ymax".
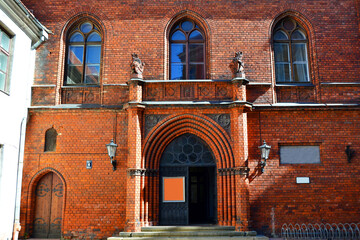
[
  {"xmin": 159, "ymin": 133, "xmax": 216, "ymax": 225},
  {"xmin": 33, "ymin": 172, "xmax": 63, "ymax": 238}
]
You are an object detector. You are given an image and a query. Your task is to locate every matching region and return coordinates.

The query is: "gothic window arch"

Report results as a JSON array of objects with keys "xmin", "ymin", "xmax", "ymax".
[
  {"xmin": 273, "ymin": 17, "xmax": 310, "ymax": 83},
  {"xmin": 169, "ymin": 19, "xmax": 206, "ymax": 80},
  {"xmin": 65, "ymin": 20, "xmax": 102, "ymax": 85},
  {"xmin": 44, "ymin": 128, "xmax": 57, "ymax": 152}
]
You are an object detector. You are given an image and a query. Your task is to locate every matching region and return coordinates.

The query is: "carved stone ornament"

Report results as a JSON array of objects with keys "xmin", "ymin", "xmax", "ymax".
[
  {"xmin": 205, "ymin": 114, "xmax": 231, "ymax": 135},
  {"xmin": 230, "ymin": 51, "xmax": 245, "ymax": 79},
  {"xmin": 218, "ymin": 167, "xmax": 249, "ymax": 176},
  {"xmin": 145, "ymin": 114, "xmax": 169, "ymax": 136},
  {"xmin": 130, "ymin": 53, "xmax": 145, "ymax": 79},
  {"xmin": 127, "ymin": 168, "xmax": 158, "ymax": 177}
]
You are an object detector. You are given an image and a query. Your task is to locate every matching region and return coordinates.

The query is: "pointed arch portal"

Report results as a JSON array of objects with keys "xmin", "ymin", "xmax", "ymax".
[
  {"xmin": 140, "ymin": 114, "xmax": 245, "ymax": 227},
  {"xmin": 159, "ymin": 133, "xmax": 216, "ymax": 225}
]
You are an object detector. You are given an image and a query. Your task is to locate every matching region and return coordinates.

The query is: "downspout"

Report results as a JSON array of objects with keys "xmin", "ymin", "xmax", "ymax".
[
  {"xmin": 31, "ymin": 33, "xmax": 46, "ymax": 50},
  {"xmin": 12, "ymin": 116, "xmax": 27, "ymax": 240}
]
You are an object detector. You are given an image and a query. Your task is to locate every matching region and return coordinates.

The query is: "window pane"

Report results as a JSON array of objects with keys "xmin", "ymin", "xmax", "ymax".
[
  {"xmin": 170, "ymin": 63, "xmax": 186, "ymax": 80},
  {"xmin": 189, "ymin": 44, "xmax": 204, "ymax": 62},
  {"xmin": 85, "ymin": 65, "xmax": 100, "ymax": 84},
  {"xmin": 293, "ymin": 63, "xmax": 309, "ymax": 82},
  {"xmin": 66, "ymin": 65, "xmax": 83, "ymax": 84},
  {"xmin": 0, "ymin": 72, "xmax": 5, "ymax": 91},
  {"xmin": 274, "ymin": 43, "xmax": 289, "ymax": 62},
  {"xmin": 291, "ymin": 30, "xmax": 306, "ymax": 40},
  {"xmin": 181, "ymin": 21, "xmax": 193, "ymax": 31},
  {"xmin": 189, "ymin": 64, "xmax": 204, "ymax": 79},
  {"xmin": 275, "ymin": 63, "xmax": 290, "ymax": 82},
  {"xmin": 80, "ymin": 22, "xmax": 92, "ymax": 34},
  {"xmin": 86, "ymin": 45, "xmax": 101, "ymax": 64},
  {"xmin": 68, "ymin": 46, "xmax": 84, "ymax": 64},
  {"xmin": 189, "ymin": 30, "xmax": 203, "ymax": 40},
  {"xmin": 171, "ymin": 30, "xmax": 186, "ymax": 41},
  {"xmin": 87, "ymin": 32, "xmax": 101, "ymax": 42},
  {"xmin": 1, "ymin": 32, "xmax": 10, "ymax": 52},
  {"xmin": 274, "ymin": 30, "xmax": 288, "ymax": 40},
  {"xmin": 171, "ymin": 43, "xmax": 186, "ymax": 63},
  {"xmin": 69, "ymin": 32, "xmax": 84, "ymax": 42},
  {"xmin": 292, "ymin": 43, "xmax": 307, "ymax": 62},
  {"xmin": 0, "ymin": 52, "xmax": 8, "ymax": 72}
]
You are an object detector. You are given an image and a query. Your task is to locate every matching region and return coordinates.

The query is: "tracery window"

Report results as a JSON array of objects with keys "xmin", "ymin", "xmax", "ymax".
[
  {"xmin": 273, "ymin": 18, "xmax": 310, "ymax": 83},
  {"xmin": 169, "ymin": 19, "xmax": 205, "ymax": 80},
  {"xmin": 65, "ymin": 21, "xmax": 102, "ymax": 85},
  {"xmin": 0, "ymin": 28, "xmax": 11, "ymax": 92}
]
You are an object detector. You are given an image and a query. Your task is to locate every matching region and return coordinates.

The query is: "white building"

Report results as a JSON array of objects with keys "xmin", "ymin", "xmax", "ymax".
[{"xmin": 0, "ymin": 1, "xmax": 48, "ymax": 239}]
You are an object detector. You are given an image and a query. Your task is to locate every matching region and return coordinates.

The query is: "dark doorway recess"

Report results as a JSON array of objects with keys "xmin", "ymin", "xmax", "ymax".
[{"xmin": 159, "ymin": 133, "xmax": 217, "ymax": 225}]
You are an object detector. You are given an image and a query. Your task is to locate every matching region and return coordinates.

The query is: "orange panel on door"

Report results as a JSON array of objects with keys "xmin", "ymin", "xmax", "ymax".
[{"xmin": 163, "ymin": 177, "xmax": 185, "ymax": 202}]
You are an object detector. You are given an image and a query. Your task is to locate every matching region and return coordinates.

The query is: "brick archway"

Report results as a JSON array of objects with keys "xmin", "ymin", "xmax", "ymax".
[
  {"xmin": 140, "ymin": 114, "xmax": 240, "ymax": 227},
  {"xmin": 143, "ymin": 114, "xmax": 234, "ymax": 169}
]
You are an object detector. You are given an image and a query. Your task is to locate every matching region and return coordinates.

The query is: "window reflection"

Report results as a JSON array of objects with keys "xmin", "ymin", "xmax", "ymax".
[
  {"xmin": 65, "ymin": 21, "xmax": 102, "ymax": 85},
  {"xmin": 273, "ymin": 18, "xmax": 309, "ymax": 83},
  {"xmin": 170, "ymin": 19, "xmax": 205, "ymax": 80}
]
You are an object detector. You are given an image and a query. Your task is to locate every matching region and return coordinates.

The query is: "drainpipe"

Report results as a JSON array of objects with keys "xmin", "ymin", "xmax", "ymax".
[
  {"xmin": 31, "ymin": 33, "xmax": 46, "ymax": 50},
  {"xmin": 12, "ymin": 116, "xmax": 27, "ymax": 240},
  {"xmin": 12, "ymin": 0, "xmax": 49, "ymax": 49}
]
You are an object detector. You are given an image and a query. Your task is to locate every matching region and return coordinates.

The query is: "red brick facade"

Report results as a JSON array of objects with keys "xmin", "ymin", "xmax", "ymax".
[{"xmin": 20, "ymin": 0, "xmax": 359, "ymax": 238}]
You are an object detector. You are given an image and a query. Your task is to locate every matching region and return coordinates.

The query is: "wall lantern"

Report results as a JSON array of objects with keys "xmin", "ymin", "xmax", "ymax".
[
  {"xmin": 258, "ymin": 140, "xmax": 271, "ymax": 173},
  {"xmin": 345, "ymin": 145, "xmax": 355, "ymax": 163},
  {"xmin": 106, "ymin": 139, "xmax": 118, "ymax": 171}
]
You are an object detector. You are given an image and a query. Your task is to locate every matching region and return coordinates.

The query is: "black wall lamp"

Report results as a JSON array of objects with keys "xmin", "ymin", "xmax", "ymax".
[
  {"xmin": 345, "ymin": 145, "xmax": 355, "ymax": 163},
  {"xmin": 106, "ymin": 139, "xmax": 118, "ymax": 171},
  {"xmin": 259, "ymin": 140, "xmax": 271, "ymax": 173}
]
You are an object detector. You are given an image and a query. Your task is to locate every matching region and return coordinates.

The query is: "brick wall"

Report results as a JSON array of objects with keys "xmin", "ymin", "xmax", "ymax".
[{"xmin": 20, "ymin": 0, "xmax": 360, "ymax": 238}]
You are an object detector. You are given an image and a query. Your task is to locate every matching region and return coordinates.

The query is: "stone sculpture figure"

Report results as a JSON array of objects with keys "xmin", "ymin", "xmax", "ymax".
[
  {"xmin": 230, "ymin": 51, "xmax": 245, "ymax": 79},
  {"xmin": 130, "ymin": 53, "xmax": 145, "ymax": 79}
]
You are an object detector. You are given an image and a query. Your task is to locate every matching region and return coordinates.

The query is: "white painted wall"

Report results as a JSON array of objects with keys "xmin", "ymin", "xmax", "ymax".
[{"xmin": 0, "ymin": 8, "xmax": 36, "ymax": 240}]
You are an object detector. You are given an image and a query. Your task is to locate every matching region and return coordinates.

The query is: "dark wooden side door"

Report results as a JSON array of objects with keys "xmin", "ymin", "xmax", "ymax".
[
  {"xmin": 159, "ymin": 166, "xmax": 189, "ymax": 225},
  {"xmin": 33, "ymin": 172, "xmax": 63, "ymax": 238}
]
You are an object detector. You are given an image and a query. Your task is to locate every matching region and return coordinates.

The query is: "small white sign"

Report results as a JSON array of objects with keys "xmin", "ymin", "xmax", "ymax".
[{"xmin": 296, "ymin": 177, "xmax": 310, "ymax": 184}]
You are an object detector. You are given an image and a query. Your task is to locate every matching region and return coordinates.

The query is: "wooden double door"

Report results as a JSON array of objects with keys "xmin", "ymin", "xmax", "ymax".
[{"xmin": 33, "ymin": 172, "xmax": 63, "ymax": 238}]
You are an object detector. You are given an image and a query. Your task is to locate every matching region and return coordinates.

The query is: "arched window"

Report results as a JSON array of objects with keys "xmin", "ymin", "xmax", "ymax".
[
  {"xmin": 273, "ymin": 17, "xmax": 310, "ymax": 82},
  {"xmin": 44, "ymin": 128, "xmax": 57, "ymax": 152},
  {"xmin": 65, "ymin": 20, "xmax": 102, "ymax": 85},
  {"xmin": 169, "ymin": 19, "xmax": 205, "ymax": 80}
]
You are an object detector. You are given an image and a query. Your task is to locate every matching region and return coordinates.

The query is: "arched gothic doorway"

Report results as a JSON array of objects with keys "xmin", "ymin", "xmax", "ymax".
[
  {"xmin": 32, "ymin": 172, "xmax": 63, "ymax": 238},
  {"xmin": 159, "ymin": 133, "xmax": 216, "ymax": 225}
]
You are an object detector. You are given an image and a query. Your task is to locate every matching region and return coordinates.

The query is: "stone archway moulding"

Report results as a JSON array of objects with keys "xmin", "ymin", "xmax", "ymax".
[{"xmin": 143, "ymin": 114, "xmax": 234, "ymax": 170}]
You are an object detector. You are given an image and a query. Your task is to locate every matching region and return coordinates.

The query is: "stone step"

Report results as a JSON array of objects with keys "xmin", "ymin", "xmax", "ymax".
[
  {"xmin": 141, "ymin": 226, "xmax": 236, "ymax": 232},
  {"xmin": 108, "ymin": 226, "xmax": 269, "ymax": 240},
  {"xmin": 119, "ymin": 230, "xmax": 257, "ymax": 238},
  {"xmin": 109, "ymin": 237, "xmax": 268, "ymax": 240}
]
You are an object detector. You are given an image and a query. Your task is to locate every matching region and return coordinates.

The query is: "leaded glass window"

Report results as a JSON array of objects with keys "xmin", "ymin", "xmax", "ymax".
[
  {"xmin": 273, "ymin": 18, "xmax": 310, "ymax": 83},
  {"xmin": 170, "ymin": 19, "xmax": 206, "ymax": 80},
  {"xmin": 160, "ymin": 133, "xmax": 215, "ymax": 166},
  {"xmin": 65, "ymin": 21, "xmax": 102, "ymax": 85}
]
